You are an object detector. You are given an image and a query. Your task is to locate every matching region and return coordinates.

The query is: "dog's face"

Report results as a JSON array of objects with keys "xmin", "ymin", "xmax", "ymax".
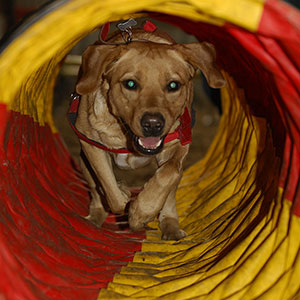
[
  {"xmin": 76, "ymin": 40, "xmax": 225, "ymax": 155},
  {"xmin": 105, "ymin": 42, "xmax": 195, "ymax": 155}
]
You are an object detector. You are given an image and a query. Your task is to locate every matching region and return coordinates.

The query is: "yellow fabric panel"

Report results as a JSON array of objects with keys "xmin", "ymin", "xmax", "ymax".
[
  {"xmin": 11, "ymin": 57, "xmax": 61, "ymax": 130},
  {"xmin": 0, "ymin": 0, "xmax": 263, "ymax": 130},
  {"xmin": 98, "ymin": 74, "xmax": 300, "ymax": 299},
  {"xmin": 148, "ymin": 0, "xmax": 264, "ymax": 30}
]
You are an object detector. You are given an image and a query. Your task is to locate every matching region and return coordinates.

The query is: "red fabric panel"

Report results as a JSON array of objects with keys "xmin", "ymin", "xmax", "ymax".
[
  {"xmin": 258, "ymin": 0, "xmax": 300, "ymax": 214},
  {"xmin": 0, "ymin": 104, "xmax": 8, "ymax": 152},
  {"xmin": 0, "ymin": 112, "xmax": 144, "ymax": 300}
]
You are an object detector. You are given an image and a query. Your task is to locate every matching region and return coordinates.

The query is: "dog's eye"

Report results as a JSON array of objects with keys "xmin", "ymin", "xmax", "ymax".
[
  {"xmin": 122, "ymin": 80, "xmax": 138, "ymax": 90},
  {"xmin": 167, "ymin": 81, "xmax": 181, "ymax": 92}
]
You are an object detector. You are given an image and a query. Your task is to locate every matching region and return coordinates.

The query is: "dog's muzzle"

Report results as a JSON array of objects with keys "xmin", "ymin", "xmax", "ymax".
[
  {"xmin": 134, "ymin": 112, "xmax": 166, "ymax": 155},
  {"xmin": 122, "ymin": 113, "xmax": 166, "ymax": 155}
]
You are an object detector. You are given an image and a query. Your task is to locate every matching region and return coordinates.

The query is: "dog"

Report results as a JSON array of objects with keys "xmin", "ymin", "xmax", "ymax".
[{"xmin": 72, "ymin": 21, "xmax": 226, "ymax": 240}]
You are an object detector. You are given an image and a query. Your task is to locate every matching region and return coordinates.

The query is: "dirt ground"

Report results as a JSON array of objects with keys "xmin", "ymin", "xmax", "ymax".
[{"xmin": 52, "ymin": 21, "xmax": 221, "ymax": 186}]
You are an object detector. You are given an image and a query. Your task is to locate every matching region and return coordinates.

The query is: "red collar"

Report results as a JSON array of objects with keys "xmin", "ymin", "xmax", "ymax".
[{"xmin": 67, "ymin": 94, "xmax": 192, "ymax": 154}]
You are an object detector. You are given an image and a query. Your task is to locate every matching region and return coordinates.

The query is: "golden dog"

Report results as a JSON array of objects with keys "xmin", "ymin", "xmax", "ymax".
[{"xmin": 73, "ymin": 24, "xmax": 225, "ymax": 240}]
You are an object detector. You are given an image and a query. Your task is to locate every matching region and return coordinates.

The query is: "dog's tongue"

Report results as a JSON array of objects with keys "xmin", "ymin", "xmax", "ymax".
[{"xmin": 139, "ymin": 137, "xmax": 161, "ymax": 149}]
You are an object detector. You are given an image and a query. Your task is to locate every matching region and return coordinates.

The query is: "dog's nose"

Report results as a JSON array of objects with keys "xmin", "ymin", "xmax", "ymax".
[{"xmin": 141, "ymin": 113, "xmax": 165, "ymax": 137}]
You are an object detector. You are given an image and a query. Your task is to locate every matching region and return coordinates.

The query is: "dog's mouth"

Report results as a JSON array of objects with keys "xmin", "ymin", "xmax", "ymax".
[
  {"xmin": 121, "ymin": 120, "xmax": 165, "ymax": 155},
  {"xmin": 133, "ymin": 135, "xmax": 165, "ymax": 155}
]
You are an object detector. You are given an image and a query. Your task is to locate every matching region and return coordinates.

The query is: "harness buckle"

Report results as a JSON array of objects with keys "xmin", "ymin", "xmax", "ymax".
[{"xmin": 117, "ymin": 18, "xmax": 137, "ymax": 43}]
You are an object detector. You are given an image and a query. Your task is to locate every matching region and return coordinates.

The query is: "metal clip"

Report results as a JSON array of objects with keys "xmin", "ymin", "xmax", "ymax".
[
  {"xmin": 117, "ymin": 18, "xmax": 137, "ymax": 43},
  {"xmin": 70, "ymin": 92, "xmax": 80, "ymax": 104}
]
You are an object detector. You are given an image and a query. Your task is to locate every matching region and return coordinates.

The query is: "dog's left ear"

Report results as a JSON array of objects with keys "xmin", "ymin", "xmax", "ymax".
[
  {"xmin": 76, "ymin": 44, "xmax": 120, "ymax": 95},
  {"xmin": 176, "ymin": 42, "xmax": 226, "ymax": 89}
]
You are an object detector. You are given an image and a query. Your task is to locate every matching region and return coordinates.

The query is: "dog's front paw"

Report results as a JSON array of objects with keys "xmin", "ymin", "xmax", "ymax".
[
  {"xmin": 128, "ymin": 201, "xmax": 154, "ymax": 231},
  {"xmin": 162, "ymin": 228, "xmax": 187, "ymax": 241},
  {"xmin": 118, "ymin": 182, "xmax": 131, "ymax": 198},
  {"xmin": 85, "ymin": 207, "xmax": 108, "ymax": 228},
  {"xmin": 160, "ymin": 217, "xmax": 186, "ymax": 241},
  {"xmin": 108, "ymin": 189, "xmax": 131, "ymax": 214}
]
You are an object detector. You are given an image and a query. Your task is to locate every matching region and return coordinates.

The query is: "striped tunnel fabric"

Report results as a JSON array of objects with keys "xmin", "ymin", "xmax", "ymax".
[{"xmin": 0, "ymin": 0, "xmax": 299, "ymax": 299}]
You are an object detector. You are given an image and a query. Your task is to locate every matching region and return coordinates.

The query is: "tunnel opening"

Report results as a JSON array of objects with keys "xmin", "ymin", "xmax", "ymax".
[{"xmin": 0, "ymin": 1, "xmax": 299, "ymax": 299}]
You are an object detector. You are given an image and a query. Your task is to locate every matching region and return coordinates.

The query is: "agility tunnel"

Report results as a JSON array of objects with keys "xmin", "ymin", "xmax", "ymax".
[{"xmin": 0, "ymin": 0, "xmax": 300, "ymax": 299}]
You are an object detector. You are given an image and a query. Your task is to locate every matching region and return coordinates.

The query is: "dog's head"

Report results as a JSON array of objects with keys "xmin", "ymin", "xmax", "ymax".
[{"xmin": 76, "ymin": 29, "xmax": 225, "ymax": 155}]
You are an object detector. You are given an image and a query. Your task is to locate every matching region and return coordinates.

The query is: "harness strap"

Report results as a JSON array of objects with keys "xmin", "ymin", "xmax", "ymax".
[{"xmin": 67, "ymin": 94, "xmax": 192, "ymax": 154}]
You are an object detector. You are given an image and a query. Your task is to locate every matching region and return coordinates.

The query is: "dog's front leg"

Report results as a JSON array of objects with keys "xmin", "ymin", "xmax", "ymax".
[
  {"xmin": 80, "ymin": 154, "xmax": 108, "ymax": 227},
  {"xmin": 158, "ymin": 187, "xmax": 187, "ymax": 240},
  {"xmin": 129, "ymin": 143, "xmax": 189, "ymax": 239},
  {"xmin": 81, "ymin": 141, "xmax": 130, "ymax": 214}
]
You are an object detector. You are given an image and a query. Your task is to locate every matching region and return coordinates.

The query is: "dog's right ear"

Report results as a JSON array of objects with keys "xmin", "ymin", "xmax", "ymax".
[
  {"xmin": 175, "ymin": 42, "xmax": 226, "ymax": 89},
  {"xmin": 76, "ymin": 45, "xmax": 120, "ymax": 95}
]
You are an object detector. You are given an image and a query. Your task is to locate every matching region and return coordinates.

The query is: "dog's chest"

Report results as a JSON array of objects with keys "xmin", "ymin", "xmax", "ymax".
[{"xmin": 113, "ymin": 153, "xmax": 153, "ymax": 170}]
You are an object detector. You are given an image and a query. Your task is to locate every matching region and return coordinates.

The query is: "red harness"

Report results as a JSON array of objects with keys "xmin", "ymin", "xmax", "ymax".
[{"xmin": 67, "ymin": 94, "xmax": 192, "ymax": 154}]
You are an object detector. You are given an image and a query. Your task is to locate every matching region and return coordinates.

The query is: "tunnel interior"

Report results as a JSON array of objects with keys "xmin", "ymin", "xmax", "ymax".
[{"xmin": 0, "ymin": 0, "xmax": 299, "ymax": 299}]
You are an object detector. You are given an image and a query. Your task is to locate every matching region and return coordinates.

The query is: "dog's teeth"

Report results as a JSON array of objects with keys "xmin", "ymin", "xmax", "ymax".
[
  {"xmin": 156, "ymin": 139, "xmax": 162, "ymax": 147},
  {"xmin": 138, "ymin": 138, "xmax": 162, "ymax": 149}
]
